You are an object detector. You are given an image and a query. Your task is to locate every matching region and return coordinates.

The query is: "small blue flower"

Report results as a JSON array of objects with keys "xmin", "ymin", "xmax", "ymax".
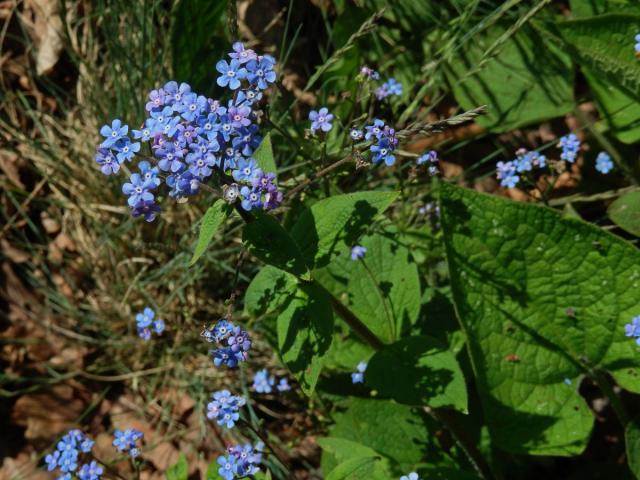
[
  {"xmin": 350, "ymin": 128, "xmax": 363, "ymax": 141},
  {"xmin": 45, "ymin": 451, "xmax": 60, "ymax": 471},
  {"xmin": 138, "ymin": 160, "xmax": 161, "ymax": 187},
  {"xmin": 365, "ymin": 119, "xmax": 385, "ymax": 141},
  {"xmin": 635, "ymin": 33, "xmax": 640, "ymax": 55},
  {"xmin": 131, "ymin": 200, "xmax": 160, "ymax": 222},
  {"xmin": 135, "ymin": 308, "xmax": 163, "ymax": 340},
  {"xmin": 112, "ymin": 429, "xmax": 144, "ymax": 458},
  {"xmin": 216, "ymin": 59, "xmax": 247, "ymax": 90},
  {"xmin": 232, "ymin": 158, "xmax": 262, "ymax": 183},
  {"xmin": 122, "ymin": 173, "xmax": 156, "ymax": 207},
  {"xmin": 595, "ymin": 151, "xmax": 613, "ymax": 174},
  {"xmin": 114, "ymin": 139, "xmax": 140, "ymax": 164},
  {"xmin": 58, "ymin": 450, "xmax": 78, "ymax": 473},
  {"xmin": 309, "ymin": 107, "xmax": 334, "ymax": 133},
  {"xmin": 240, "ymin": 186, "xmax": 263, "ymax": 211},
  {"xmin": 136, "ymin": 307, "xmax": 154, "ymax": 329},
  {"xmin": 351, "ymin": 245, "xmax": 367, "ymax": 260},
  {"xmin": 211, "ymin": 347, "xmax": 240, "ymax": 368},
  {"xmin": 95, "ymin": 148, "xmax": 120, "ymax": 175},
  {"xmin": 99, "ymin": 119, "xmax": 128, "ymax": 148},
  {"xmin": 417, "ymin": 150, "xmax": 438, "ymax": 166},
  {"xmin": 156, "ymin": 143, "xmax": 185, "ymax": 173},
  {"xmin": 624, "ymin": 315, "xmax": 640, "ymax": 345},
  {"xmin": 276, "ymin": 378, "xmax": 291, "ymax": 392},
  {"xmin": 246, "ymin": 57, "xmax": 277, "ymax": 90},
  {"xmin": 132, "ymin": 126, "xmax": 153, "ymax": 142},
  {"xmin": 153, "ymin": 319, "xmax": 165, "ymax": 335},
  {"xmin": 227, "ymin": 326, "xmax": 252, "ymax": 355},
  {"xmin": 370, "ymin": 137, "xmax": 396, "ymax": 166},
  {"xmin": 229, "ymin": 42, "xmax": 257, "ymax": 64},
  {"xmin": 217, "ymin": 455, "xmax": 237, "ymax": 480},
  {"xmin": 351, "ymin": 361, "xmax": 367, "ymax": 384},
  {"xmin": 400, "ymin": 473, "xmax": 420, "ymax": 480},
  {"xmin": 78, "ymin": 461, "xmax": 103, "ymax": 480},
  {"xmin": 253, "ymin": 369, "xmax": 275, "ymax": 393},
  {"xmin": 496, "ymin": 161, "xmax": 519, "ymax": 188},
  {"xmin": 558, "ymin": 133, "xmax": 581, "ymax": 163},
  {"xmin": 207, "ymin": 390, "xmax": 246, "ymax": 429},
  {"xmin": 145, "ymin": 88, "xmax": 165, "ymax": 112},
  {"xmin": 227, "ymin": 105, "xmax": 252, "ymax": 128}
]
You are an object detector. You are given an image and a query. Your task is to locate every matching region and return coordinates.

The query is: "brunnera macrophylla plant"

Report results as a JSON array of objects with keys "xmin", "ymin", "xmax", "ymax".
[{"xmin": 88, "ymin": 34, "xmax": 640, "ymax": 480}]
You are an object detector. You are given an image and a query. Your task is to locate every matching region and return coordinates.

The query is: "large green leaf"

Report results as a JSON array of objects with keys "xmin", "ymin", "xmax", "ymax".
[
  {"xmin": 277, "ymin": 283, "xmax": 334, "ymax": 395},
  {"xmin": 290, "ymin": 191, "xmax": 398, "ymax": 269},
  {"xmin": 570, "ymin": 0, "xmax": 636, "ymax": 16},
  {"xmin": 367, "ymin": 336, "xmax": 468, "ymax": 412},
  {"xmin": 557, "ymin": 13, "xmax": 640, "ymax": 143},
  {"xmin": 317, "ymin": 437, "xmax": 381, "ymax": 466},
  {"xmin": 190, "ymin": 200, "xmax": 231, "ymax": 265},
  {"xmin": 446, "ymin": 23, "xmax": 574, "ymax": 132},
  {"xmin": 313, "ymin": 231, "xmax": 420, "ymax": 343},
  {"xmin": 326, "ymin": 456, "xmax": 392, "ymax": 480},
  {"xmin": 626, "ymin": 420, "xmax": 640, "ymax": 479},
  {"xmin": 440, "ymin": 182, "xmax": 640, "ymax": 456},
  {"xmin": 557, "ymin": 14, "xmax": 640, "ymax": 96},
  {"xmin": 609, "ymin": 191, "xmax": 640, "ymax": 237},
  {"xmin": 253, "ymin": 132, "xmax": 277, "ymax": 177},
  {"xmin": 166, "ymin": 453, "xmax": 188, "ymax": 480},
  {"xmin": 243, "ymin": 212, "xmax": 310, "ymax": 279},
  {"xmin": 244, "ymin": 266, "xmax": 297, "ymax": 317},
  {"xmin": 328, "ymin": 398, "xmax": 432, "ymax": 469}
]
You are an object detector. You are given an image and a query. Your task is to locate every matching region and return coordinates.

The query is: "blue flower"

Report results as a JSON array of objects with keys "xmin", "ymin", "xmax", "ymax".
[
  {"xmin": 624, "ymin": 315, "xmax": 640, "ymax": 345},
  {"xmin": 138, "ymin": 160, "xmax": 161, "ymax": 187},
  {"xmin": 558, "ymin": 133, "xmax": 581, "ymax": 163},
  {"xmin": 132, "ymin": 126, "xmax": 152, "ymax": 142},
  {"xmin": 350, "ymin": 128, "xmax": 363, "ymax": 141},
  {"xmin": 45, "ymin": 451, "xmax": 60, "ymax": 471},
  {"xmin": 207, "ymin": 390, "xmax": 246, "ymax": 429},
  {"xmin": 370, "ymin": 137, "xmax": 396, "ymax": 166},
  {"xmin": 187, "ymin": 152, "xmax": 217, "ymax": 178},
  {"xmin": 365, "ymin": 119, "xmax": 385, "ymax": 140},
  {"xmin": 59, "ymin": 450, "xmax": 78, "ymax": 473},
  {"xmin": 246, "ymin": 57, "xmax": 277, "ymax": 90},
  {"xmin": 147, "ymin": 107, "xmax": 174, "ymax": 135},
  {"xmin": 153, "ymin": 319, "xmax": 165, "ymax": 334},
  {"xmin": 595, "ymin": 151, "xmax": 613, "ymax": 174},
  {"xmin": 376, "ymin": 77, "xmax": 402, "ymax": 99},
  {"xmin": 99, "ymin": 119, "xmax": 128, "ymax": 148},
  {"xmin": 145, "ymin": 88, "xmax": 165, "ymax": 112},
  {"xmin": 122, "ymin": 173, "xmax": 156, "ymax": 207},
  {"xmin": 211, "ymin": 347, "xmax": 240, "ymax": 368},
  {"xmin": 227, "ymin": 105, "xmax": 252, "ymax": 128},
  {"xmin": 114, "ymin": 139, "xmax": 140, "ymax": 164},
  {"xmin": 131, "ymin": 200, "xmax": 160, "ymax": 222},
  {"xmin": 309, "ymin": 107, "xmax": 334, "ymax": 133},
  {"xmin": 496, "ymin": 161, "xmax": 519, "ymax": 188},
  {"xmin": 400, "ymin": 473, "xmax": 420, "ymax": 480},
  {"xmin": 156, "ymin": 143, "xmax": 185, "ymax": 173},
  {"xmin": 253, "ymin": 369, "xmax": 275, "ymax": 393},
  {"xmin": 240, "ymin": 186, "xmax": 262, "ymax": 211},
  {"xmin": 276, "ymin": 378, "xmax": 291, "ymax": 392},
  {"xmin": 417, "ymin": 150, "xmax": 438, "ymax": 166},
  {"xmin": 78, "ymin": 461, "xmax": 103, "ymax": 480},
  {"xmin": 232, "ymin": 158, "xmax": 262, "ymax": 183},
  {"xmin": 176, "ymin": 93, "xmax": 208, "ymax": 122},
  {"xmin": 227, "ymin": 326, "xmax": 252, "ymax": 356},
  {"xmin": 135, "ymin": 308, "xmax": 163, "ymax": 340},
  {"xmin": 216, "ymin": 59, "xmax": 247, "ymax": 90},
  {"xmin": 227, "ymin": 443, "xmax": 262, "ymax": 476},
  {"xmin": 635, "ymin": 33, "xmax": 640, "ymax": 55},
  {"xmin": 232, "ymin": 125, "xmax": 261, "ymax": 156},
  {"xmin": 351, "ymin": 245, "xmax": 367, "ymax": 260},
  {"xmin": 229, "ymin": 42, "xmax": 257, "ymax": 64},
  {"xmin": 217, "ymin": 455, "xmax": 237, "ymax": 480},
  {"xmin": 351, "ymin": 361, "xmax": 367, "ymax": 384},
  {"xmin": 359, "ymin": 66, "xmax": 379, "ymax": 80},
  {"xmin": 95, "ymin": 148, "xmax": 120, "ymax": 175},
  {"xmin": 112, "ymin": 429, "xmax": 144, "ymax": 458}
]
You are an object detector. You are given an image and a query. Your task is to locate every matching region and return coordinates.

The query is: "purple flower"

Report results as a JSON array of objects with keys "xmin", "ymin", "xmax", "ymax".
[
  {"xmin": 227, "ymin": 326, "xmax": 252, "ymax": 354},
  {"xmin": 417, "ymin": 150, "xmax": 438, "ymax": 165},
  {"xmin": 240, "ymin": 186, "xmax": 263, "ymax": 211},
  {"xmin": 145, "ymin": 88, "xmax": 165, "ymax": 112},
  {"xmin": 496, "ymin": 161, "xmax": 519, "ymax": 188},
  {"xmin": 227, "ymin": 105, "xmax": 252, "ymax": 128},
  {"xmin": 216, "ymin": 59, "xmax": 247, "ymax": 90},
  {"xmin": 95, "ymin": 148, "xmax": 120, "ymax": 175},
  {"xmin": 365, "ymin": 119, "xmax": 385, "ymax": 140},
  {"xmin": 131, "ymin": 200, "xmax": 160, "ymax": 222},
  {"xmin": 309, "ymin": 107, "xmax": 334, "ymax": 133},
  {"xmin": 229, "ymin": 42, "xmax": 257, "ymax": 64}
]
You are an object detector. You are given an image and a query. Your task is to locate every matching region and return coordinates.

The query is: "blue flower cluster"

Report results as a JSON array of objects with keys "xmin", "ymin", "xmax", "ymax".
[
  {"xmin": 252, "ymin": 369, "xmax": 291, "ymax": 393},
  {"xmin": 417, "ymin": 150, "xmax": 439, "ymax": 176},
  {"xmin": 309, "ymin": 107, "xmax": 334, "ymax": 134},
  {"xmin": 358, "ymin": 66, "xmax": 380, "ymax": 80},
  {"xmin": 375, "ymin": 77, "xmax": 403, "ymax": 100},
  {"xmin": 595, "ymin": 151, "xmax": 613, "ymax": 174},
  {"xmin": 351, "ymin": 361, "xmax": 367, "ymax": 384},
  {"xmin": 351, "ymin": 245, "xmax": 367, "ymax": 261},
  {"xmin": 635, "ymin": 33, "xmax": 640, "ymax": 56},
  {"xmin": 558, "ymin": 133, "xmax": 581, "ymax": 163},
  {"xmin": 495, "ymin": 148, "xmax": 546, "ymax": 188},
  {"xmin": 112, "ymin": 428, "xmax": 144, "ymax": 458},
  {"xmin": 44, "ymin": 429, "xmax": 98, "ymax": 480},
  {"xmin": 366, "ymin": 119, "xmax": 398, "ymax": 166},
  {"xmin": 96, "ymin": 43, "xmax": 282, "ymax": 221},
  {"xmin": 135, "ymin": 307, "xmax": 165, "ymax": 341},
  {"xmin": 625, "ymin": 315, "xmax": 640, "ymax": 345},
  {"xmin": 202, "ymin": 318, "xmax": 252, "ymax": 368},
  {"xmin": 206, "ymin": 390, "xmax": 246, "ymax": 429},
  {"xmin": 217, "ymin": 442, "xmax": 264, "ymax": 480}
]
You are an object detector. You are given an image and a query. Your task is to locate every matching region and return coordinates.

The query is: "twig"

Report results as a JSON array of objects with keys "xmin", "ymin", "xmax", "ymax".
[{"xmin": 549, "ymin": 186, "xmax": 639, "ymax": 207}]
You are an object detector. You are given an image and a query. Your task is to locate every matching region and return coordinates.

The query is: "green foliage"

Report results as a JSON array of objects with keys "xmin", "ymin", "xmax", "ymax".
[
  {"xmin": 626, "ymin": 420, "xmax": 640, "ymax": 479},
  {"xmin": 446, "ymin": 23, "xmax": 574, "ymax": 132},
  {"xmin": 190, "ymin": 200, "xmax": 231, "ymax": 265},
  {"xmin": 277, "ymin": 283, "xmax": 334, "ymax": 395},
  {"xmin": 325, "ymin": 456, "xmax": 392, "ymax": 480},
  {"xmin": 328, "ymin": 398, "xmax": 432, "ymax": 469},
  {"xmin": 609, "ymin": 191, "xmax": 640, "ymax": 237},
  {"xmin": 367, "ymin": 336, "xmax": 468, "ymax": 412},
  {"xmin": 557, "ymin": 13, "xmax": 640, "ymax": 143},
  {"xmin": 253, "ymin": 133, "xmax": 278, "ymax": 177},
  {"xmin": 243, "ymin": 212, "xmax": 310, "ymax": 279},
  {"xmin": 166, "ymin": 453, "xmax": 188, "ymax": 480},
  {"xmin": 289, "ymin": 191, "xmax": 398, "ymax": 269},
  {"xmin": 244, "ymin": 265, "xmax": 298, "ymax": 317},
  {"xmin": 440, "ymin": 182, "xmax": 640, "ymax": 456},
  {"xmin": 171, "ymin": 0, "xmax": 228, "ymax": 91}
]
